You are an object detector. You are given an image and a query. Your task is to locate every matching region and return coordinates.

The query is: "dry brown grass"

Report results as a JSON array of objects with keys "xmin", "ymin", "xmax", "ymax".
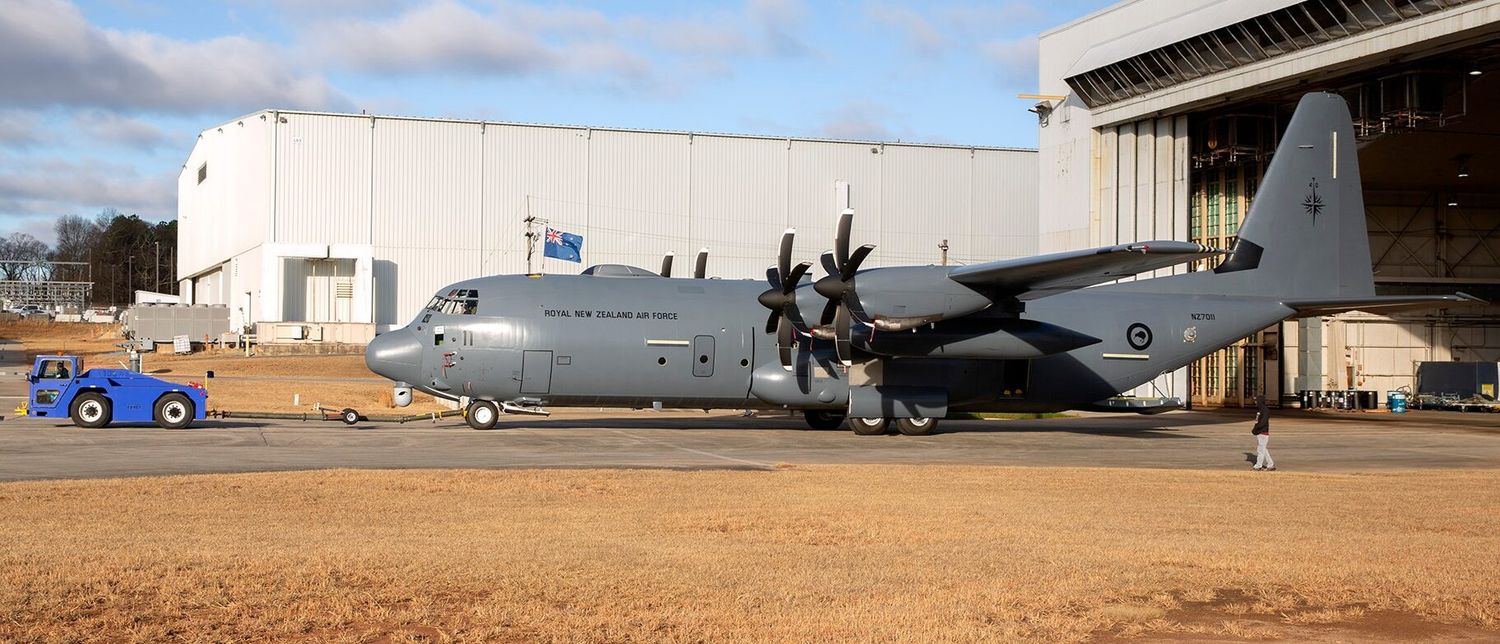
[{"xmin": 1, "ymin": 466, "xmax": 1498, "ymax": 642}]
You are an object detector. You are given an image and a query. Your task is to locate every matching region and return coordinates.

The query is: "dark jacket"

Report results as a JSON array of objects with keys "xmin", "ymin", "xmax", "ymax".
[{"xmin": 1252, "ymin": 398, "xmax": 1270, "ymax": 435}]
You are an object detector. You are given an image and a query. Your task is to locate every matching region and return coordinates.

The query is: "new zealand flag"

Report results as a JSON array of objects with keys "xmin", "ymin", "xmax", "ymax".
[{"xmin": 543, "ymin": 227, "xmax": 583, "ymax": 263}]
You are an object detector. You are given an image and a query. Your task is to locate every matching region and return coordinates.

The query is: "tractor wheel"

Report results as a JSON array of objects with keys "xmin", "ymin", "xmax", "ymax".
[
  {"xmin": 894, "ymin": 417, "xmax": 939, "ymax": 436},
  {"xmin": 70, "ymin": 392, "xmax": 112, "ymax": 428},
  {"xmin": 847, "ymin": 416, "xmax": 889, "ymax": 436},
  {"xmin": 802, "ymin": 410, "xmax": 847, "ymax": 430},
  {"xmin": 466, "ymin": 400, "xmax": 500, "ymax": 430},
  {"xmin": 154, "ymin": 393, "xmax": 194, "ymax": 429}
]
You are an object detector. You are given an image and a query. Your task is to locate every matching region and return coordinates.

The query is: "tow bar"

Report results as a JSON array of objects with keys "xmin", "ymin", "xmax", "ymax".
[{"xmin": 209, "ymin": 406, "xmax": 465, "ymax": 425}]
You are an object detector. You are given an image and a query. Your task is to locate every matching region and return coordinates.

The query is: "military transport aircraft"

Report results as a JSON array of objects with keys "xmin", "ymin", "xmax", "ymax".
[{"xmin": 366, "ymin": 93, "xmax": 1473, "ymax": 434}]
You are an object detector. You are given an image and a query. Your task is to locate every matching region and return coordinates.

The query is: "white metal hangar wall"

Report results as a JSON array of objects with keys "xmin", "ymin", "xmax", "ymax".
[
  {"xmin": 1039, "ymin": 0, "xmax": 1500, "ymax": 406},
  {"xmin": 177, "ymin": 112, "xmax": 1038, "ymax": 338}
]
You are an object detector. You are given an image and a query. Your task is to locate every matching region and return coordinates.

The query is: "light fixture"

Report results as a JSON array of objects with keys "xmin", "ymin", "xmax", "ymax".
[
  {"xmin": 1455, "ymin": 154, "xmax": 1471, "ymax": 178},
  {"xmin": 1448, "ymin": 197, "xmax": 1460, "ymax": 207},
  {"xmin": 1470, "ymin": 69, "xmax": 1484, "ymax": 76}
]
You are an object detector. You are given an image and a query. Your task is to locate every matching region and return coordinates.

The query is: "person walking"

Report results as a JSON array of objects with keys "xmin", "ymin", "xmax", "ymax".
[{"xmin": 1252, "ymin": 395, "xmax": 1275, "ymax": 471}]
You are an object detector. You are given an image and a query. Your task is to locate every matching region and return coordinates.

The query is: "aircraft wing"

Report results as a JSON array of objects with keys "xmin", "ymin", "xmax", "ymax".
[
  {"xmin": 1283, "ymin": 293, "xmax": 1485, "ymax": 316},
  {"xmin": 948, "ymin": 240, "xmax": 1223, "ymax": 300}
]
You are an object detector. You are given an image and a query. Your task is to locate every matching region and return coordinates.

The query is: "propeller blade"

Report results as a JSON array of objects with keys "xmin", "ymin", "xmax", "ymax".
[
  {"xmin": 820, "ymin": 299, "xmax": 838, "ymax": 326},
  {"xmin": 844, "ymin": 244, "xmax": 875, "ymax": 281},
  {"xmin": 659, "ymin": 252, "xmax": 674, "ymax": 278},
  {"xmin": 777, "ymin": 315, "xmax": 794, "ymax": 371},
  {"xmin": 834, "ymin": 302, "xmax": 852, "ymax": 366},
  {"xmin": 785, "ymin": 261, "xmax": 812, "ymax": 294},
  {"xmin": 777, "ymin": 228, "xmax": 795, "ymax": 286},
  {"xmin": 835, "ymin": 209, "xmax": 854, "ymax": 271},
  {"xmin": 819, "ymin": 250, "xmax": 838, "ymax": 277},
  {"xmin": 765, "ymin": 310, "xmax": 779, "ymax": 335},
  {"xmin": 765, "ymin": 266, "xmax": 781, "ymax": 292},
  {"xmin": 693, "ymin": 247, "xmax": 708, "ymax": 279}
]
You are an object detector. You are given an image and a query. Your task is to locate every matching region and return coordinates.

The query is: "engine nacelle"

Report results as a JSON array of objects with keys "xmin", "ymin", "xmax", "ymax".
[{"xmin": 848, "ymin": 266, "xmax": 992, "ymax": 330}]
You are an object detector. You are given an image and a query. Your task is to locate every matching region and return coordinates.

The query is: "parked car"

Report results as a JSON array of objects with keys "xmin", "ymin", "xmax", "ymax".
[{"xmin": 17, "ymin": 305, "xmax": 53, "ymax": 320}]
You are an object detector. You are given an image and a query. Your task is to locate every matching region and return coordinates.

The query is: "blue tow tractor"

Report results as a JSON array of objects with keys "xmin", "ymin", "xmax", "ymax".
[{"xmin": 19, "ymin": 355, "xmax": 209, "ymax": 429}]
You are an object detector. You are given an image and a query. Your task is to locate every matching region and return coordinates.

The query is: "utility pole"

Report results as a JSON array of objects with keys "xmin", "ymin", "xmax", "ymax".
[
  {"xmin": 127, "ymin": 255, "xmax": 133, "ymax": 301},
  {"xmin": 154, "ymin": 241, "xmax": 160, "ymax": 293},
  {"xmin": 939, "ymin": 239, "xmax": 949, "ymax": 266}
]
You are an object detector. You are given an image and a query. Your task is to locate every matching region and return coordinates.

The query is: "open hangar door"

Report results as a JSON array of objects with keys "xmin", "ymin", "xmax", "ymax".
[{"xmin": 1186, "ymin": 45, "xmax": 1500, "ymax": 407}]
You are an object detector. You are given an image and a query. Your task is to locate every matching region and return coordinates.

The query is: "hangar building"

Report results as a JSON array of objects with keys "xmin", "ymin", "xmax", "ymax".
[
  {"xmin": 177, "ymin": 112, "xmax": 1037, "ymax": 342},
  {"xmin": 1038, "ymin": 0, "xmax": 1500, "ymax": 406}
]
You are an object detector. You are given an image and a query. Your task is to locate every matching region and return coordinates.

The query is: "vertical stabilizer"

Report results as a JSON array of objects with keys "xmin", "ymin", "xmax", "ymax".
[{"xmin": 1207, "ymin": 93, "xmax": 1375, "ymax": 299}]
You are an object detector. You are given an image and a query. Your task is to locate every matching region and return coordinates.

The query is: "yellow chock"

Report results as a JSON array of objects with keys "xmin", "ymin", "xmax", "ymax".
[{"xmin": 14, "ymin": 401, "xmax": 28, "ymax": 417}]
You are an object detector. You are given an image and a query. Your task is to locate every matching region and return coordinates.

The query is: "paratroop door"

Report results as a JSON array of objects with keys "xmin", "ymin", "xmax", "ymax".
[{"xmin": 521, "ymin": 350, "xmax": 553, "ymax": 394}]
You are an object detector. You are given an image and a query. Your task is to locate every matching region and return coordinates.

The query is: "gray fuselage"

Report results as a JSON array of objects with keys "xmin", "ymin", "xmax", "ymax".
[{"xmin": 366, "ymin": 269, "xmax": 1292, "ymax": 413}]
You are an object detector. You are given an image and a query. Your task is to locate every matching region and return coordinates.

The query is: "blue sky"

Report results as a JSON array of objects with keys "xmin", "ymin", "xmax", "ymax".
[{"xmin": 0, "ymin": 0, "xmax": 1115, "ymax": 244}]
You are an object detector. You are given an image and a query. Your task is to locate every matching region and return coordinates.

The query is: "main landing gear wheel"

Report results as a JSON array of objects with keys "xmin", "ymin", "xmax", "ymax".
[
  {"xmin": 70, "ymin": 392, "xmax": 112, "ymax": 428},
  {"xmin": 803, "ymin": 410, "xmax": 847, "ymax": 430},
  {"xmin": 895, "ymin": 417, "xmax": 939, "ymax": 436},
  {"xmin": 154, "ymin": 393, "xmax": 194, "ymax": 430},
  {"xmin": 466, "ymin": 400, "xmax": 500, "ymax": 430},
  {"xmin": 847, "ymin": 416, "xmax": 889, "ymax": 435}
]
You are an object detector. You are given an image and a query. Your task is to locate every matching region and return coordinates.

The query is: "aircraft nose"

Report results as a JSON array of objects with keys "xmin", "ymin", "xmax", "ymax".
[{"xmin": 366, "ymin": 328, "xmax": 422, "ymax": 382}]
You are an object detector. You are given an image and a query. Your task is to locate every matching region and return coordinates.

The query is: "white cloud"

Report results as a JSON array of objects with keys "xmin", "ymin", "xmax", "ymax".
[
  {"xmin": 72, "ymin": 111, "xmax": 172, "ymax": 150},
  {"xmin": 866, "ymin": 4, "xmax": 946, "ymax": 57},
  {"xmin": 817, "ymin": 101, "xmax": 897, "ymax": 141},
  {"xmin": 0, "ymin": 112, "xmax": 46, "ymax": 149},
  {"xmin": 749, "ymin": 0, "xmax": 811, "ymax": 56},
  {"xmin": 0, "ymin": 155, "xmax": 176, "ymax": 223},
  {"xmin": 309, "ymin": 1, "xmax": 561, "ymax": 75},
  {"xmin": 0, "ymin": 0, "xmax": 344, "ymax": 113},
  {"xmin": 980, "ymin": 35, "xmax": 1039, "ymax": 88}
]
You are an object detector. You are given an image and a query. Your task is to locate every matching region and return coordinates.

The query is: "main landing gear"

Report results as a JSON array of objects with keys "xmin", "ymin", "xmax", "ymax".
[
  {"xmin": 802, "ymin": 410, "xmax": 847, "ymax": 430},
  {"xmin": 846, "ymin": 416, "xmax": 940, "ymax": 436}
]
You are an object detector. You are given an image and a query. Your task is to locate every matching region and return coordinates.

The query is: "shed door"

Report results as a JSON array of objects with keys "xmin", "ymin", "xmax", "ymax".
[
  {"xmin": 521, "ymin": 350, "xmax": 553, "ymax": 394},
  {"xmin": 692, "ymin": 335, "xmax": 715, "ymax": 378}
]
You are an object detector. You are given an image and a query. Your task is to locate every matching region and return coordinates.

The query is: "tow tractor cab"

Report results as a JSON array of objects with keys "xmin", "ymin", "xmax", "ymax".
[{"xmin": 25, "ymin": 355, "xmax": 208, "ymax": 429}]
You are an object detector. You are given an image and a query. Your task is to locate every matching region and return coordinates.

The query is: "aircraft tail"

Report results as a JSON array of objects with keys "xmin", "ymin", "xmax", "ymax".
[{"xmin": 1201, "ymin": 92, "xmax": 1376, "ymax": 300}]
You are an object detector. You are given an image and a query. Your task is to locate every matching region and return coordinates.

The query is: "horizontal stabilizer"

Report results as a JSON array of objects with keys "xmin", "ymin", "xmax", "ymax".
[
  {"xmin": 1284, "ymin": 292, "xmax": 1485, "ymax": 316},
  {"xmin": 949, "ymin": 241, "xmax": 1222, "ymax": 299}
]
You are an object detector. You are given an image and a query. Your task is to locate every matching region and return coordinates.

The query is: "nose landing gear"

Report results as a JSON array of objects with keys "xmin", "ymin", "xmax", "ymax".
[{"xmin": 465, "ymin": 400, "xmax": 500, "ymax": 430}]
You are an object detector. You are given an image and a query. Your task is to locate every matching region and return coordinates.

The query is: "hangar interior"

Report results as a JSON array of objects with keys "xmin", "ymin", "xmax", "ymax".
[
  {"xmin": 1186, "ymin": 51, "xmax": 1500, "ymax": 406},
  {"xmin": 1041, "ymin": 0, "xmax": 1500, "ymax": 407}
]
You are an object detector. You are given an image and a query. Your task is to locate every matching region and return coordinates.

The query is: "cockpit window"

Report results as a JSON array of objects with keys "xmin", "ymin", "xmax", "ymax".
[{"xmin": 425, "ymin": 290, "xmax": 480, "ymax": 315}]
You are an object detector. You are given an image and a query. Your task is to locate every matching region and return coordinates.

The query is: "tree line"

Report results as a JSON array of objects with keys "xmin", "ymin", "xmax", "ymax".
[{"xmin": 1, "ymin": 210, "xmax": 178, "ymax": 307}]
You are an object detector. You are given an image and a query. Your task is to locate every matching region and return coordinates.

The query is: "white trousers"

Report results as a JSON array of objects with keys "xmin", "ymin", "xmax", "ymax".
[{"xmin": 1255, "ymin": 434, "xmax": 1274, "ymax": 469}]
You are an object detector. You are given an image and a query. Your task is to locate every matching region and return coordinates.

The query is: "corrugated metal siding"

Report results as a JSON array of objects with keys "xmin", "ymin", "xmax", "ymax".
[
  {"xmin": 373, "ymin": 246, "xmax": 483, "ymax": 326},
  {"xmin": 972, "ymin": 149, "xmax": 1038, "ymax": 260},
  {"xmin": 274, "ymin": 113, "xmax": 372, "ymax": 244},
  {"xmin": 187, "ymin": 111, "xmax": 1038, "ymax": 324},
  {"xmin": 787, "ymin": 140, "xmax": 883, "ymax": 267},
  {"xmin": 688, "ymin": 136, "xmax": 789, "ymax": 277},
  {"xmin": 178, "ymin": 114, "xmax": 272, "ymax": 279},
  {"xmin": 373, "ymin": 119, "xmax": 483, "ymax": 253},
  {"xmin": 585, "ymin": 130, "xmax": 692, "ymax": 268},
  {"xmin": 481, "ymin": 124, "xmax": 590, "ymax": 276},
  {"xmin": 882, "ymin": 146, "xmax": 972, "ymax": 266}
]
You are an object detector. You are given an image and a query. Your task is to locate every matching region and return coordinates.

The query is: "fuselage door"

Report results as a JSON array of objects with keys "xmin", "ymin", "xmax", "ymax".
[
  {"xmin": 520, "ymin": 350, "xmax": 553, "ymax": 394},
  {"xmin": 692, "ymin": 335, "xmax": 715, "ymax": 378}
]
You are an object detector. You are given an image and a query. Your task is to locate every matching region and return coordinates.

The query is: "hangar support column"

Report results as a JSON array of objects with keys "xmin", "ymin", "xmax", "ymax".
[{"xmin": 1093, "ymin": 115, "xmax": 1192, "ymax": 400}]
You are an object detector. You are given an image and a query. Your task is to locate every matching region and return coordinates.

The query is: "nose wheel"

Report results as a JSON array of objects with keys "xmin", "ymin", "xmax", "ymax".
[{"xmin": 466, "ymin": 400, "xmax": 500, "ymax": 430}]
